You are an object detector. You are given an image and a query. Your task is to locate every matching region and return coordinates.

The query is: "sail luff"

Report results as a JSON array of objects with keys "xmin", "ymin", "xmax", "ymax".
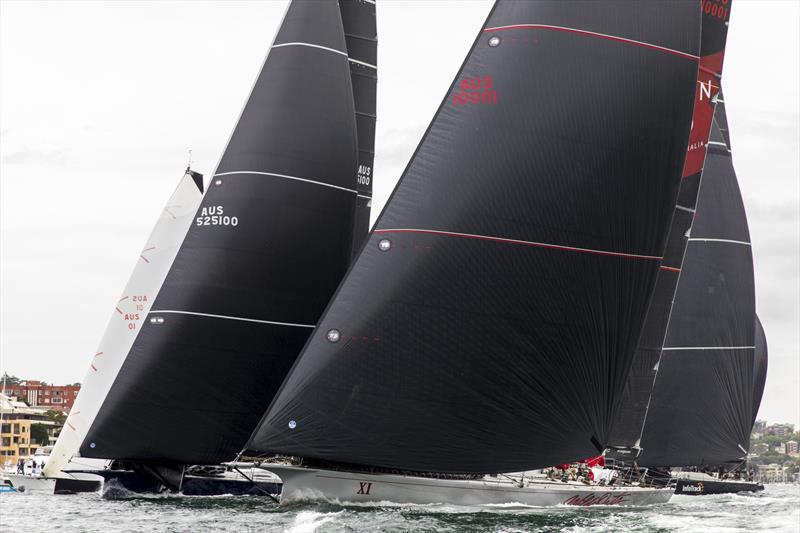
[{"xmin": 249, "ymin": 0, "xmax": 702, "ymax": 474}]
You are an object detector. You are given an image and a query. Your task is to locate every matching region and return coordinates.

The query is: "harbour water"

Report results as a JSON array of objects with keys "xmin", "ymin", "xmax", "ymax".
[{"xmin": 1, "ymin": 484, "xmax": 798, "ymax": 532}]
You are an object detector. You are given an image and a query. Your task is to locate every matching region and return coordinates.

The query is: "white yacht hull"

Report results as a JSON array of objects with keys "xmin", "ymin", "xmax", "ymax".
[
  {"xmin": 266, "ymin": 465, "xmax": 673, "ymax": 507},
  {"xmin": 6, "ymin": 474, "xmax": 55, "ymax": 492}
]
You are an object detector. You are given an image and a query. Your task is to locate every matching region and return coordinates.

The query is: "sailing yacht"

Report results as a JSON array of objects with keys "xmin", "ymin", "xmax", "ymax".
[
  {"xmin": 245, "ymin": 0, "xmax": 717, "ymax": 506},
  {"xmin": 44, "ymin": 0, "xmax": 376, "ymax": 496},
  {"xmin": 637, "ymin": 98, "xmax": 766, "ymax": 496}
]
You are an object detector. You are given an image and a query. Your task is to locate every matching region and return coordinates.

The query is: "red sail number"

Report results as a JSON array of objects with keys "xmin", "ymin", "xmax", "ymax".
[{"xmin": 454, "ymin": 76, "xmax": 497, "ymax": 106}]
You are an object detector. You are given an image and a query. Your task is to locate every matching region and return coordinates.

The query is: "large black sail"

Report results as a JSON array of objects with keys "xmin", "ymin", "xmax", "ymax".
[
  {"xmin": 249, "ymin": 1, "xmax": 701, "ymax": 473},
  {"xmin": 80, "ymin": 0, "xmax": 361, "ymax": 465},
  {"xmin": 340, "ymin": 0, "xmax": 378, "ymax": 259},
  {"xmin": 608, "ymin": 2, "xmax": 732, "ymax": 453},
  {"xmin": 752, "ymin": 315, "xmax": 768, "ymax": 428},
  {"xmin": 638, "ymin": 101, "xmax": 756, "ymax": 468}
]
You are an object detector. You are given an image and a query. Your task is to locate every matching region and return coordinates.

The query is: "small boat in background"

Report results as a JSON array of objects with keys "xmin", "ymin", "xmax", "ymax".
[
  {"xmin": 5, "ymin": 446, "xmax": 102, "ymax": 494},
  {"xmin": 673, "ymin": 471, "xmax": 763, "ymax": 496}
]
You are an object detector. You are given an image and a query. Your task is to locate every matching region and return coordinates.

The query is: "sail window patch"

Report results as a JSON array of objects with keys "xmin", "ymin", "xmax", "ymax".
[
  {"xmin": 288, "ymin": 420, "xmax": 297, "ymax": 430},
  {"xmin": 326, "ymin": 329, "xmax": 341, "ymax": 343},
  {"xmin": 215, "ymin": 179, "xmax": 223, "ymax": 186},
  {"xmin": 89, "ymin": 442, "xmax": 96, "ymax": 449},
  {"xmin": 378, "ymin": 239, "xmax": 392, "ymax": 252},
  {"xmin": 488, "ymin": 35, "xmax": 501, "ymax": 47},
  {"xmin": 149, "ymin": 316, "xmax": 165, "ymax": 325}
]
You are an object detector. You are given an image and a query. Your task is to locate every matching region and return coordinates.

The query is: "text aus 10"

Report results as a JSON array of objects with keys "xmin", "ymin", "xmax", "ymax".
[{"xmin": 453, "ymin": 76, "xmax": 497, "ymax": 106}]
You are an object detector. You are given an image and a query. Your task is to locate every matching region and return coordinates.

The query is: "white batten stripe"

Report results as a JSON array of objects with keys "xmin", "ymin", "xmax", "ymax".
[
  {"xmin": 215, "ymin": 171, "xmax": 357, "ymax": 194},
  {"xmin": 707, "ymin": 141, "xmax": 728, "ymax": 147},
  {"xmin": 149, "ymin": 310, "xmax": 315, "ymax": 329},
  {"xmin": 272, "ymin": 42, "xmax": 347, "ymax": 57},
  {"xmin": 688, "ymin": 238, "xmax": 751, "ymax": 246},
  {"xmin": 357, "ymin": 193, "xmax": 372, "ymax": 199},
  {"xmin": 675, "ymin": 204, "xmax": 696, "ymax": 214},
  {"xmin": 363, "ymin": 0, "xmax": 375, "ymax": 4},
  {"xmin": 662, "ymin": 346, "xmax": 755, "ymax": 351},
  {"xmin": 349, "ymin": 58, "xmax": 377, "ymax": 69}
]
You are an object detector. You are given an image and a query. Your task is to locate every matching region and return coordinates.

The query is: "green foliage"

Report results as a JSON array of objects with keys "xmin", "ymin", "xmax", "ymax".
[
  {"xmin": 29, "ymin": 424, "xmax": 50, "ymax": 445},
  {"xmin": 1, "ymin": 373, "xmax": 21, "ymax": 386},
  {"xmin": 43, "ymin": 409, "xmax": 67, "ymax": 426}
]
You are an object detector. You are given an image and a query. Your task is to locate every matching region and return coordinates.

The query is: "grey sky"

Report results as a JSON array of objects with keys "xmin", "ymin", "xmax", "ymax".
[{"xmin": 1, "ymin": 1, "xmax": 798, "ymax": 426}]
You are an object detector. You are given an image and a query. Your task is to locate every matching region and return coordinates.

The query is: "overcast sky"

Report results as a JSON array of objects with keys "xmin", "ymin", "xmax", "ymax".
[{"xmin": 1, "ymin": 1, "xmax": 798, "ymax": 427}]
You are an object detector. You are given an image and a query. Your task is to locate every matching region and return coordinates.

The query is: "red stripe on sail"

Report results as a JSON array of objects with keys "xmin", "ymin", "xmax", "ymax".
[
  {"xmin": 374, "ymin": 229, "xmax": 662, "ymax": 261},
  {"xmin": 483, "ymin": 24, "xmax": 700, "ymax": 60}
]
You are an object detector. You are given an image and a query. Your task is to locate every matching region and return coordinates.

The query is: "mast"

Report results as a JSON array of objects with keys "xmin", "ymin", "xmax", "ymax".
[
  {"xmin": 247, "ymin": 0, "xmax": 702, "ymax": 474},
  {"xmin": 637, "ymin": 99, "xmax": 756, "ymax": 468},
  {"xmin": 607, "ymin": 1, "xmax": 733, "ymax": 456},
  {"xmin": 51, "ymin": 0, "xmax": 366, "ymax": 469}
]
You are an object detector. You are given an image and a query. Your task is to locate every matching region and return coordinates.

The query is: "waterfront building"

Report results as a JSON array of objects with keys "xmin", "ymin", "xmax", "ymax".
[
  {"xmin": 757, "ymin": 463, "xmax": 785, "ymax": 483},
  {"xmin": 785, "ymin": 440, "xmax": 799, "ymax": 456},
  {"xmin": 0, "ymin": 394, "xmax": 54, "ymax": 470},
  {"xmin": 4, "ymin": 380, "xmax": 80, "ymax": 412},
  {"xmin": 766, "ymin": 423, "xmax": 795, "ymax": 437}
]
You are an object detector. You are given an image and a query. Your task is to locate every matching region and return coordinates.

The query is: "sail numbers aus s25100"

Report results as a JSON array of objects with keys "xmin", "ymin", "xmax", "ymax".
[{"xmin": 196, "ymin": 205, "xmax": 238, "ymax": 226}]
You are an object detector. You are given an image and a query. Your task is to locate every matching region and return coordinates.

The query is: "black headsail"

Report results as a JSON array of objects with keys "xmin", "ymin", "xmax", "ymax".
[
  {"xmin": 80, "ymin": 0, "xmax": 364, "ymax": 466},
  {"xmin": 248, "ymin": 1, "xmax": 701, "ymax": 474},
  {"xmin": 638, "ymin": 99, "xmax": 756, "ymax": 468},
  {"xmin": 752, "ymin": 315, "xmax": 768, "ymax": 428},
  {"xmin": 607, "ymin": 1, "xmax": 732, "ymax": 456},
  {"xmin": 340, "ymin": 0, "xmax": 378, "ymax": 259}
]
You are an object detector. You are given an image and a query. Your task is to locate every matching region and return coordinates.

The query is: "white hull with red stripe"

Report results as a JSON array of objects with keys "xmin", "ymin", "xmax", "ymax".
[{"xmin": 265, "ymin": 465, "xmax": 673, "ymax": 507}]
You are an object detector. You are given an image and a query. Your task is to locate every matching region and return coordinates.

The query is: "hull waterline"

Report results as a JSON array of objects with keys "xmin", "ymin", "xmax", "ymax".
[{"xmin": 265, "ymin": 465, "xmax": 674, "ymax": 507}]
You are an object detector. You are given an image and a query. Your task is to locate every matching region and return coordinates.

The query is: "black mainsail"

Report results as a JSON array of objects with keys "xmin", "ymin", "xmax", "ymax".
[
  {"xmin": 248, "ymin": 0, "xmax": 701, "ymax": 474},
  {"xmin": 607, "ymin": 2, "xmax": 732, "ymax": 455},
  {"xmin": 637, "ymin": 99, "xmax": 756, "ymax": 468},
  {"xmin": 77, "ymin": 0, "xmax": 373, "ymax": 466}
]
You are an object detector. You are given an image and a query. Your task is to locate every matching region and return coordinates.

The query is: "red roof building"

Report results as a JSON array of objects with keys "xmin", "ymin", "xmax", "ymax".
[{"xmin": 5, "ymin": 380, "xmax": 80, "ymax": 412}]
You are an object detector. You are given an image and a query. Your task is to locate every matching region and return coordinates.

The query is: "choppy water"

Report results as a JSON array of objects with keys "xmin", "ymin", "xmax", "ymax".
[{"xmin": 1, "ymin": 484, "xmax": 798, "ymax": 532}]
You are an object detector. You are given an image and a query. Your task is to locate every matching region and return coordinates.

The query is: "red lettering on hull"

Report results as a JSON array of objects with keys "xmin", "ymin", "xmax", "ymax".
[{"xmin": 563, "ymin": 492, "xmax": 631, "ymax": 506}]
